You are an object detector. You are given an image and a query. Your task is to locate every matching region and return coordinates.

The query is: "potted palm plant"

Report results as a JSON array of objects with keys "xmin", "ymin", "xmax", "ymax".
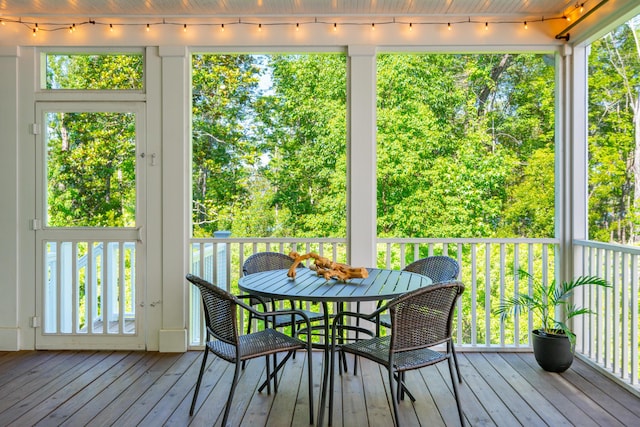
[{"xmin": 496, "ymin": 269, "xmax": 611, "ymax": 372}]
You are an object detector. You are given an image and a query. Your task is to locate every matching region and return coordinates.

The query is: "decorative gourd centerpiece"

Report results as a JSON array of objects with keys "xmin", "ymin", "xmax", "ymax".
[{"xmin": 287, "ymin": 251, "xmax": 368, "ymax": 282}]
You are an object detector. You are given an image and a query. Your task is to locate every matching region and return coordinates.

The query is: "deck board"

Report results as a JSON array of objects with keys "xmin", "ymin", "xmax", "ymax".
[{"xmin": 0, "ymin": 350, "xmax": 638, "ymax": 427}]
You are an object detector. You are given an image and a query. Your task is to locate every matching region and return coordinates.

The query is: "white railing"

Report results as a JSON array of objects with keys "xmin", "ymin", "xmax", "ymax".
[
  {"xmin": 574, "ymin": 240, "xmax": 640, "ymax": 388},
  {"xmin": 45, "ymin": 240, "xmax": 136, "ymax": 335},
  {"xmin": 189, "ymin": 236, "xmax": 559, "ymax": 350}
]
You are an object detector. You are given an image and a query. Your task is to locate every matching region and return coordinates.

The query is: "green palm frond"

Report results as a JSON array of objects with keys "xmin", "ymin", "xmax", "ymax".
[{"xmin": 494, "ymin": 268, "xmax": 611, "ymax": 337}]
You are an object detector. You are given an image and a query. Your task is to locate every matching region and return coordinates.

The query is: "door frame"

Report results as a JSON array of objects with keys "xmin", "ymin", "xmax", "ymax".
[{"xmin": 34, "ymin": 101, "xmax": 147, "ymax": 350}]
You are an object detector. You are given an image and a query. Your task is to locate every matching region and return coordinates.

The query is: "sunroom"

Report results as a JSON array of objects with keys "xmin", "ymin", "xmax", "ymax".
[{"xmin": 0, "ymin": 0, "xmax": 639, "ymax": 425}]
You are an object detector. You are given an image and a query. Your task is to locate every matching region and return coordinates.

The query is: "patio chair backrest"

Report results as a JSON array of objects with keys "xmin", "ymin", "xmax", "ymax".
[
  {"xmin": 186, "ymin": 274, "xmax": 239, "ymax": 346},
  {"xmin": 388, "ymin": 281, "xmax": 464, "ymax": 353},
  {"xmin": 243, "ymin": 251, "xmax": 296, "ymax": 276},
  {"xmin": 402, "ymin": 255, "xmax": 459, "ymax": 283}
]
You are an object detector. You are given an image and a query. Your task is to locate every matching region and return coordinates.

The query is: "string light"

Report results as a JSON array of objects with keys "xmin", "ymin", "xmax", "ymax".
[
  {"xmin": 32, "ymin": 27, "xmax": 37, "ymax": 36},
  {"xmin": 0, "ymin": 13, "xmax": 587, "ymax": 37}
]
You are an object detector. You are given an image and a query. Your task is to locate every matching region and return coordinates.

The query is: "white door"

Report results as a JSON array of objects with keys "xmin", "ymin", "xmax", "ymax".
[{"xmin": 34, "ymin": 102, "xmax": 147, "ymax": 350}]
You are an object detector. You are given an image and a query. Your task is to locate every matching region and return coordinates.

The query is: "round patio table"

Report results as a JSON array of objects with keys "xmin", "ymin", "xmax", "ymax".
[{"xmin": 238, "ymin": 267, "xmax": 432, "ymax": 426}]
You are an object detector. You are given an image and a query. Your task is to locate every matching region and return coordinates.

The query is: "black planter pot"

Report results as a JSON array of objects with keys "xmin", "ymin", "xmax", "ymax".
[{"xmin": 532, "ymin": 329, "xmax": 574, "ymax": 373}]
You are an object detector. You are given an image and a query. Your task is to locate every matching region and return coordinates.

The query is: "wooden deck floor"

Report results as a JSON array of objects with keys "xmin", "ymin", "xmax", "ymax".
[{"xmin": 0, "ymin": 350, "xmax": 639, "ymax": 427}]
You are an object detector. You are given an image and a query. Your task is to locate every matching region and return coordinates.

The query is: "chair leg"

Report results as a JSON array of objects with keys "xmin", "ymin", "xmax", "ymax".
[
  {"xmin": 222, "ymin": 361, "xmax": 242, "ymax": 427},
  {"xmin": 265, "ymin": 355, "xmax": 272, "ymax": 395},
  {"xmin": 328, "ymin": 327, "xmax": 338, "ymax": 427},
  {"xmin": 273, "ymin": 353, "xmax": 278, "ymax": 393},
  {"xmin": 306, "ymin": 346, "xmax": 314, "ymax": 425},
  {"xmin": 450, "ymin": 341, "xmax": 463, "ymax": 383},
  {"xmin": 389, "ymin": 368, "xmax": 401, "ymax": 427},
  {"xmin": 394, "ymin": 372, "xmax": 416, "ymax": 402},
  {"xmin": 189, "ymin": 347, "xmax": 209, "ymax": 416},
  {"xmin": 258, "ymin": 351, "xmax": 293, "ymax": 393},
  {"xmin": 242, "ymin": 313, "xmax": 253, "ymax": 370},
  {"xmin": 448, "ymin": 356, "xmax": 465, "ymax": 426}
]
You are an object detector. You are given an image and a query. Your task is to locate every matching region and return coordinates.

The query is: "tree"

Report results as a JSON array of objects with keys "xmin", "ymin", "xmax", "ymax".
[
  {"xmin": 45, "ymin": 54, "xmax": 143, "ymax": 227},
  {"xmin": 253, "ymin": 54, "xmax": 347, "ymax": 237},
  {"xmin": 191, "ymin": 54, "xmax": 262, "ymax": 236},
  {"xmin": 376, "ymin": 53, "xmax": 555, "ymax": 238},
  {"xmin": 588, "ymin": 18, "xmax": 640, "ymax": 243}
]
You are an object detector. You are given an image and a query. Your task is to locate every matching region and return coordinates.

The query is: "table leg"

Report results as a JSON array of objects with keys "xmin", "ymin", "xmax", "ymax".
[{"xmin": 317, "ymin": 302, "xmax": 330, "ymax": 427}]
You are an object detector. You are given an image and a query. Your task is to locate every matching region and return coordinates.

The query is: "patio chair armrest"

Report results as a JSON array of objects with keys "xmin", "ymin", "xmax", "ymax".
[
  {"xmin": 236, "ymin": 294, "xmax": 269, "ymax": 312},
  {"xmin": 332, "ymin": 303, "xmax": 389, "ymax": 325},
  {"xmin": 247, "ymin": 307, "xmax": 312, "ymax": 329}
]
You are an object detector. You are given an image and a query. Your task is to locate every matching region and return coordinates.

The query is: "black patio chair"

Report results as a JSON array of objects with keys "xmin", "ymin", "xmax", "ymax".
[
  {"xmin": 329, "ymin": 281, "xmax": 466, "ymax": 427},
  {"xmin": 375, "ymin": 255, "xmax": 463, "ymax": 386},
  {"xmin": 243, "ymin": 252, "xmax": 326, "ymax": 335},
  {"xmin": 186, "ymin": 274, "xmax": 314, "ymax": 426},
  {"xmin": 378, "ymin": 255, "xmax": 460, "ymax": 329}
]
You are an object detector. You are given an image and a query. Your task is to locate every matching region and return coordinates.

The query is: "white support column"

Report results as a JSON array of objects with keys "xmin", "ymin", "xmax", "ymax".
[
  {"xmin": 144, "ymin": 46, "xmax": 163, "ymax": 351},
  {"xmin": 347, "ymin": 45, "xmax": 377, "ymax": 268},
  {"xmin": 158, "ymin": 46, "xmax": 189, "ymax": 352},
  {"xmin": 566, "ymin": 44, "xmax": 590, "ymax": 341},
  {"xmin": 568, "ymin": 44, "xmax": 590, "ymax": 274},
  {"xmin": 0, "ymin": 47, "xmax": 20, "ymax": 350}
]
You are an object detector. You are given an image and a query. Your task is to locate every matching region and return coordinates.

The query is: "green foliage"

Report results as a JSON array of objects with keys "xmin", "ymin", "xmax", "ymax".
[
  {"xmin": 45, "ymin": 54, "xmax": 143, "ymax": 227},
  {"xmin": 46, "ymin": 53, "xmax": 143, "ymax": 90},
  {"xmin": 192, "ymin": 53, "xmax": 559, "ymax": 240},
  {"xmin": 192, "ymin": 53, "xmax": 347, "ymax": 238},
  {"xmin": 255, "ymin": 54, "xmax": 347, "ymax": 237},
  {"xmin": 498, "ymin": 147, "xmax": 555, "ymax": 237},
  {"xmin": 191, "ymin": 54, "xmax": 263, "ymax": 236},
  {"xmin": 588, "ymin": 20, "xmax": 640, "ymax": 243},
  {"xmin": 376, "ymin": 53, "xmax": 554, "ymax": 238},
  {"xmin": 47, "ymin": 112, "xmax": 136, "ymax": 227}
]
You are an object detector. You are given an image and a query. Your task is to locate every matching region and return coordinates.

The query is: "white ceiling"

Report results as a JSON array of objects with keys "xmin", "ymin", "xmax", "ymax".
[{"xmin": 1, "ymin": 0, "xmax": 581, "ymax": 20}]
